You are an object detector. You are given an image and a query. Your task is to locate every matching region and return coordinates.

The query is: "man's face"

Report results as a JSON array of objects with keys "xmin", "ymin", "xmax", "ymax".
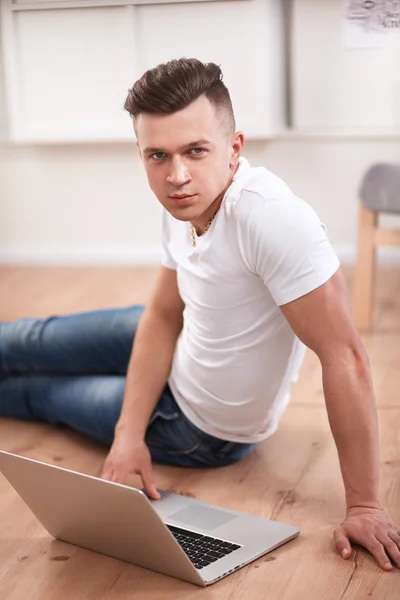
[{"xmin": 135, "ymin": 95, "xmax": 242, "ymax": 222}]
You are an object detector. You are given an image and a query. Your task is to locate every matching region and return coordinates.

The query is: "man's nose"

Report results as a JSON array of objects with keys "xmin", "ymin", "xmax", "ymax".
[{"xmin": 167, "ymin": 158, "xmax": 191, "ymax": 186}]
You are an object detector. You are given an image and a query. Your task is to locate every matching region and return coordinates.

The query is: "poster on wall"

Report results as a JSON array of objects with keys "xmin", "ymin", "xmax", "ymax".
[{"xmin": 344, "ymin": 0, "xmax": 400, "ymax": 47}]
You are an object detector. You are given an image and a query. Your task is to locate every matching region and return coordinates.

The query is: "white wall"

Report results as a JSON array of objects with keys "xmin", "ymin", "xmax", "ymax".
[
  {"xmin": 0, "ymin": 141, "xmax": 162, "ymax": 263},
  {"xmin": 1, "ymin": 0, "xmax": 285, "ymax": 142},
  {"xmin": 1, "ymin": 137, "xmax": 400, "ymax": 265},
  {"xmin": 291, "ymin": 0, "xmax": 400, "ymax": 131}
]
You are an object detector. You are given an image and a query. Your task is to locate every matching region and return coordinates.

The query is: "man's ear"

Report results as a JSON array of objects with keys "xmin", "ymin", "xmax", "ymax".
[
  {"xmin": 230, "ymin": 131, "xmax": 244, "ymax": 167},
  {"xmin": 232, "ymin": 131, "xmax": 244, "ymax": 158}
]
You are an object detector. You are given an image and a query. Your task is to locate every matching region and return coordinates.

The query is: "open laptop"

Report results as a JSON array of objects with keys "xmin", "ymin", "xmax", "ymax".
[{"xmin": 0, "ymin": 449, "xmax": 299, "ymax": 586}]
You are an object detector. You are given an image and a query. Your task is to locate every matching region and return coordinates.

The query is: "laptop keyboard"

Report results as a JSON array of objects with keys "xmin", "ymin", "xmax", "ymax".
[{"xmin": 167, "ymin": 524, "xmax": 241, "ymax": 570}]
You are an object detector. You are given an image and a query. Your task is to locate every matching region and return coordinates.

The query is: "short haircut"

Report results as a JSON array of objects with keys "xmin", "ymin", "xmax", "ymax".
[{"xmin": 124, "ymin": 58, "xmax": 235, "ymax": 135}]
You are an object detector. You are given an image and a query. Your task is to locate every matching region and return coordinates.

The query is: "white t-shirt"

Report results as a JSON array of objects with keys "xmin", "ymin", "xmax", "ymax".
[{"xmin": 161, "ymin": 157, "xmax": 340, "ymax": 443}]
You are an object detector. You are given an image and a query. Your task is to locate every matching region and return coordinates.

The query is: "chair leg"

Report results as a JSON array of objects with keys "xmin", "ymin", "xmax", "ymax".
[{"xmin": 353, "ymin": 204, "xmax": 377, "ymax": 332}]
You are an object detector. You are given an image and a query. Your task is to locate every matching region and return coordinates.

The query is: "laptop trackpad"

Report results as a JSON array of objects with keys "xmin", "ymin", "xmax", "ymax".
[{"xmin": 168, "ymin": 505, "xmax": 236, "ymax": 531}]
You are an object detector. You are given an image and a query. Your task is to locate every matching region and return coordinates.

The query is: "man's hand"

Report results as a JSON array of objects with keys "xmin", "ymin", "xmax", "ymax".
[
  {"xmin": 100, "ymin": 435, "xmax": 161, "ymax": 500},
  {"xmin": 334, "ymin": 507, "xmax": 400, "ymax": 570}
]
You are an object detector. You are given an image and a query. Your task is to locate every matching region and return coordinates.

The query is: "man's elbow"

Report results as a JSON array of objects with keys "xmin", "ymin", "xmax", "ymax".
[{"xmin": 320, "ymin": 339, "xmax": 372, "ymax": 382}]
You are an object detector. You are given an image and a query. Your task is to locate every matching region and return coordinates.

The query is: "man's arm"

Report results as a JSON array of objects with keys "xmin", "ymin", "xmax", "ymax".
[
  {"xmin": 116, "ymin": 265, "xmax": 184, "ymax": 436},
  {"xmin": 101, "ymin": 266, "xmax": 184, "ymax": 494},
  {"xmin": 280, "ymin": 268, "xmax": 400, "ymax": 570}
]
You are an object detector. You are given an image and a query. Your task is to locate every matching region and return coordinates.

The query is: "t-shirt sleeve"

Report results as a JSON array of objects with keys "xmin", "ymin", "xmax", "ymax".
[
  {"xmin": 160, "ymin": 209, "xmax": 177, "ymax": 270},
  {"xmin": 246, "ymin": 195, "xmax": 340, "ymax": 306}
]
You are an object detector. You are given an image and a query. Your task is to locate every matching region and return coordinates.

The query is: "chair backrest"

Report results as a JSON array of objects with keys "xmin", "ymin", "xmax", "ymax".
[{"xmin": 359, "ymin": 163, "xmax": 400, "ymax": 214}]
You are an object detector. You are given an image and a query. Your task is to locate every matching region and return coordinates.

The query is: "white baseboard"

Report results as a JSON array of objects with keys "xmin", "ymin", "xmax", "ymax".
[
  {"xmin": 0, "ymin": 242, "xmax": 399, "ymax": 266},
  {"xmin": 335, "ymin": 244, "xmax": 400, "ymax": 265},
  {"xmin": 0, "ymin": 243, "xmax": 162, "ymax": 265}
]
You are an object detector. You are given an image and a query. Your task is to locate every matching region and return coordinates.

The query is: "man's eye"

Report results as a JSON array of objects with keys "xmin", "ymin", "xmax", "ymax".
[
  {"xmin": 152, "ymin": 152, "xmax": 166, "ymax": 160},
  {"xmin": 190, "ymin": 148, "xmax": 205, "ymax": 155}
]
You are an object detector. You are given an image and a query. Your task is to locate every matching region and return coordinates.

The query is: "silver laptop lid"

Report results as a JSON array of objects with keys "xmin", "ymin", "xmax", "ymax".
[{"xmin": 0, "ymin": 450, "xmax": 205, "ymax": 586}]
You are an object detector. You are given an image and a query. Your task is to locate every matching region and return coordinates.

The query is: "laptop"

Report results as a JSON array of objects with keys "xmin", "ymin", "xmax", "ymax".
[{"xmin": 0, "ymin": 449, "xmax": 299, "ymax": 587}]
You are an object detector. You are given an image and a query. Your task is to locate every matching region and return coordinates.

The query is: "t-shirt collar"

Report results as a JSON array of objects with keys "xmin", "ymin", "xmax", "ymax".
[{"xmin": 232, "ymin": 156, "xmax": 250, "ymax": 182}]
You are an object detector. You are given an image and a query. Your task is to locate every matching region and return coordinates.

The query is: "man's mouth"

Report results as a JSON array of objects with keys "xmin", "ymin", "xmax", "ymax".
[{"xmin": 169, "ymin": 194, "xmax": 197, "ymax": 206}]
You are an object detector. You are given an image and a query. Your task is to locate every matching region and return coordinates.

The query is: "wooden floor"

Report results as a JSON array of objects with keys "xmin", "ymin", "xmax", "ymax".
[{"xmin": 0, "ymin": 265, "xmax": 399, "ymax": 600}]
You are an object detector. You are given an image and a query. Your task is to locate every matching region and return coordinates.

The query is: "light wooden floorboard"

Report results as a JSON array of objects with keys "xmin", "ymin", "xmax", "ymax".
[{"xmin": 0, "ymin": 265, "xmax": 399, "ymax": 599}]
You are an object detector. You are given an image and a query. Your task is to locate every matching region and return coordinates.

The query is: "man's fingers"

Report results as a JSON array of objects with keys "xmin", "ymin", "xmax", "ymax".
[
  {"xmin": 100, "ymin": 462, "xmax": 113, "ymax": 480},
  {"xmin": 140, "ymin": 460, "xmax": 160, "ymax": 500},
  {"xmin": 110, "ymin": 468, "xmax": 129, "ymax": 484},
  {"xmin": 378, "ymin": 533, "xmax": 400, "ymax": 569},
  {"xmin": 98, "ymin": 443, "xmax": 159, "ymax": 497},
  {"xmin": 384, "ymin": 540, "xmax": 400, "ymax": 569},
  {"xmin": 333, "ymin": 527, "xmax": 352, "ymax": 559},
  {"xmin": 366, "ymin": 538, "xmax": 393, "ymax": 571},
  {"xmin": 388, "ymin": 530, "xmax": 400, "ymax": 546}
]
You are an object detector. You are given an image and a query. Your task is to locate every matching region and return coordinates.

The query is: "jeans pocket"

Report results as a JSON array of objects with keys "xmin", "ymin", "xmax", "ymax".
[
  {"xmin": 148, "ymin": 406, "xmax": 179, "ymax": 426},
  {"xmin": 148, "ymin": 389, "xmax": 180, "ymax": 426},
  {"xmin": 147, "ymin": 388, "xmax": 256, "ymax": 465},
  {"xmin": 146, "ymin": 389, "xmax": 206, "ymax": 456}
]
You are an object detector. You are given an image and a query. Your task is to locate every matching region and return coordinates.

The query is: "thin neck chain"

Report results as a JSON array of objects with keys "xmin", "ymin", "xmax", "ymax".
[{"xmin": 191, "ymin": 212, "xmax": 217, "ymax": 248}]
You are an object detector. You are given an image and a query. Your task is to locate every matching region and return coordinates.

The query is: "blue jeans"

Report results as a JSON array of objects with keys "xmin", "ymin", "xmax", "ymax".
[{"xmin": 0, "ymin": 306, "xmax": 255, "ymax": 467}]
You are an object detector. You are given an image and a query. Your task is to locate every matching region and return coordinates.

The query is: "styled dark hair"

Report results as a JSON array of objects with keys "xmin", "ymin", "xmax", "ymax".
[{"xmin": 124, "ymin": 58, "xmax": 235, "ymax": 134}]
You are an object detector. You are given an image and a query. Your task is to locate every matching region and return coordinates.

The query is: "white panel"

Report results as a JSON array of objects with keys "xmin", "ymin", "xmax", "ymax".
[
  {"xmin": 292, "ymin": 0, "xmax": 400, "ymax": 130},
  {"xmin": 2, "ymin": 0, "xmax": 285, "ymax": 142},
  {"xmin": 13, "ymin": 6, "xmax": 137, "ymax": 140},
  {"xmin": 12, "ymin": 0, "xmax": 227, "ymax": 5},
  {"xmin": 0, "ymin": 31, "xmax": 9, "ymax": 140},
  {"xmin": 13, "ymin": 0, "xmax": 68, "ymax": 3},
  {"xmin": 13, "ymin": 0, "xmax": 73, "ymax": 3},
  {"xmin": 135, "ymin": 0, "xmax": 285, "ymax": 138},
  {"xmin": 13, "ymin": 0, "xmax": 70, "ymax": 3}
]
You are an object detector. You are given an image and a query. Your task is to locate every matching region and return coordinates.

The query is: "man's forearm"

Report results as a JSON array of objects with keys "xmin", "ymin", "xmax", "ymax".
[
  {"xmin": 322, "ymin": 349, "xmax": 381, "ymax": 511},
  {"xmin": 115, "ymin": 307, "xmax": 183, "ymax": 440}
]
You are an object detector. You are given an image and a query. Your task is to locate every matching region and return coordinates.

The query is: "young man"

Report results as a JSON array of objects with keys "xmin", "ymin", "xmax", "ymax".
[{"xmin": 0, "ymin": 59, "xmax": 399, "ymax": 571}]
